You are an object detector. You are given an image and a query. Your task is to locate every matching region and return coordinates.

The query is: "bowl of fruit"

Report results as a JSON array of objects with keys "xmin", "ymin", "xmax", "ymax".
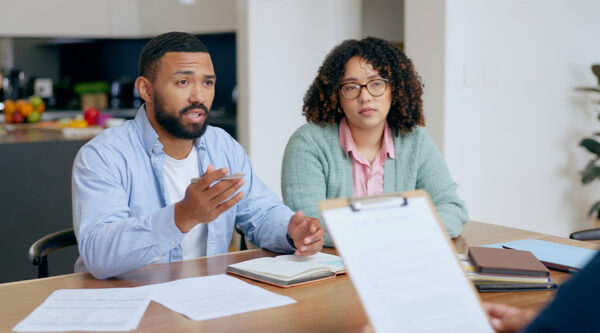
[{"xmin": 2, "ymin": 96, "xmax": 45, "ymax": 123}]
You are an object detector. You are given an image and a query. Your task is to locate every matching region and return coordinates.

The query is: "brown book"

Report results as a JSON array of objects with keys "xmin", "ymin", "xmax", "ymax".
[{"xmin": 468, "ymin": 247, "xmax": 549, "ymax": 277}]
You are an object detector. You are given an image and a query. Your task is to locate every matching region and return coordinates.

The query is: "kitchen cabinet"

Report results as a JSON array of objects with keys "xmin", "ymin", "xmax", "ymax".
[
  {"xmin": 0, "ymin": 136, "xmax": 86, "ymax": 283},
  {"xmin": 0, "ymin": 0, "xmax": 236, "ymax": 38},
  {"xmin": 0, "ymin": 1, "xmax": 112, "ymax": 37}
]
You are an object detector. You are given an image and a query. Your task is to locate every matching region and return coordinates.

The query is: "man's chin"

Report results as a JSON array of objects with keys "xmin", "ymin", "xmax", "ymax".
[{"xmin": 177, "ymin": 122, "xmax": 208, "ymax": 139}]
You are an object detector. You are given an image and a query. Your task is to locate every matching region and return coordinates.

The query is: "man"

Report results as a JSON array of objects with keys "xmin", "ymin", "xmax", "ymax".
[{"xmin": 72, "ymin": 32, "xmax": 324, "ymax": 279}]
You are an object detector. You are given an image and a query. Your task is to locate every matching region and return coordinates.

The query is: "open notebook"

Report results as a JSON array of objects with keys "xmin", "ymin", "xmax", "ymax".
[
  {"xmin": 319, "ymin": 190, "xmax": 493, "ymax": 333},
  {"xmin": 226, "ymin": 252, "xmax": 346, "ymax": 287}
]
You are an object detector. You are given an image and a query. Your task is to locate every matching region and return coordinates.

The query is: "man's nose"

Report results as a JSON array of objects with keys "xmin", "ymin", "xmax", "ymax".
[{"xmin": 189, "ymin": 84, "xmax": 207, "ymax": 104}]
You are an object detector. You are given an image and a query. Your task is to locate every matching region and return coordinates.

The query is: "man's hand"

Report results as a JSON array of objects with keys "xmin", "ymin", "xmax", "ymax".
[
  {"xmin": 175, "ymin": 165, "xmax": 244, "ymax": 232},
  {"xmin": 288, "ymin": 211, "xmax": 324, "ymax": 255},
  {"xmin": 483, "ymin": 302, "xmax": 538, "ymax": 333}
]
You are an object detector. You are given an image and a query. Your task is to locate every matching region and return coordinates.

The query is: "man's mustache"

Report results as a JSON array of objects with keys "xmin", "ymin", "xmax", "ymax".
[{"xmin": 180, "ymin": 103, "xmax": 209, "ymax": 116}]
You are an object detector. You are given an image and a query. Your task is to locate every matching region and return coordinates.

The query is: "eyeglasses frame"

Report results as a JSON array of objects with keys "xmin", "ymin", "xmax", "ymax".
[{"xmin": 338, "ymin": 78, "xmax": 390, "ymax": 100}]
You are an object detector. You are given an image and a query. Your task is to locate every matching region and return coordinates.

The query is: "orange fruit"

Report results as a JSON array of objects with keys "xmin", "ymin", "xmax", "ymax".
[
  {"xmin": 18, "ymin": 102, "xmax": 33, "ymax": 117},
  {"xmin": 3, "ymin": 100, "xmax": 16, "ymax": 114}
]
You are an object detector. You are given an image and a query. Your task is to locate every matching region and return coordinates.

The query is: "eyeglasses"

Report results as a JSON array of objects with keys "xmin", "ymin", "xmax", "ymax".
[{"xmin": 339, "ymin": 78, "xmax": 389, "ymax": 100}]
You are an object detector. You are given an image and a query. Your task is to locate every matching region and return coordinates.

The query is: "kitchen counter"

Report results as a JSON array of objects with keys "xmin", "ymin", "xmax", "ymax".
[
  {"xmin": 0, "ymin": 123, "xmax": 104, "ymax": 144},
  {"xmin": 0, "ymin": 108, "xmax": 237, "ymax": 144}
]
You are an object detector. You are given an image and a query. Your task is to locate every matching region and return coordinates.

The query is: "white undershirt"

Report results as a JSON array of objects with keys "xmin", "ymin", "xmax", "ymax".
[{"xmin": 163, "ymin": 149, "xmax": 207, "ymax": 259}]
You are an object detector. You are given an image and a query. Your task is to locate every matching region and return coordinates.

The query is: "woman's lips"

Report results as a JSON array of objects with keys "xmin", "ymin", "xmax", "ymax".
[{"xmin": 359, "ymin": 107, "xmax": 376, "ymax": 115}]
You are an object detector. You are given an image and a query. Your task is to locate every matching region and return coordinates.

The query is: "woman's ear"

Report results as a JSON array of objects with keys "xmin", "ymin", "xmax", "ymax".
[{"xmin": 134, "ymin": 76, "xmax": 152, "ymax": 102}]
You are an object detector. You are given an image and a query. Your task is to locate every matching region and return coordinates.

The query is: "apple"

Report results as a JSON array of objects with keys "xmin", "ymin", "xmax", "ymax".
[
  {"xmin": 29, "ymin": 95, "xmax": 44, "ymax": 111},
  {"xmin": 27, "ymin": 110, "xmax": 41, "ymax": 123},
  {"xmin": 12, "ymin": 111, "xmax": 25, "ymax": 123},
  {"xmin": 83, "ymin": 107, "xmax": 100, "ymax": 125}
]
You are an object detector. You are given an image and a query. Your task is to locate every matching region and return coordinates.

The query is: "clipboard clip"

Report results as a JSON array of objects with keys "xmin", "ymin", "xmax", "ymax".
[{"xmin": 349, "ymin": 196, "xmax": 408, "ymax": 212}]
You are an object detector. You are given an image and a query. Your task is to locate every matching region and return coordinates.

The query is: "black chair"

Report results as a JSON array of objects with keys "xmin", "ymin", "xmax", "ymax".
[
  {"xmin": 570, "ymin": 228, "xmax": 600, "ymax": 241},
  {"xmin": 235, "ymin": 225, "xmax": 248, "ymax": 251},
  {"xmin": 29, "ymin": 228, "xmax": 77, "ymax": 278}
]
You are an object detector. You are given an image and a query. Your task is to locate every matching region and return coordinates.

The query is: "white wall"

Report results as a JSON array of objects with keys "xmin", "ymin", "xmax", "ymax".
[
  {"xmin": 406, "ymin": 0, "xmax": 600, "ymax": 236},
  {"xmin": 237, "ymin": 0, "xmax": 361, "ymax": 197}
]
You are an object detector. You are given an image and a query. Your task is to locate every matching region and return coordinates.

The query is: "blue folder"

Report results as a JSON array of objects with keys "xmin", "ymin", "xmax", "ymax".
[{"xmin": 484, "ymin": 239, "xmax": 598, "ymax": 272}]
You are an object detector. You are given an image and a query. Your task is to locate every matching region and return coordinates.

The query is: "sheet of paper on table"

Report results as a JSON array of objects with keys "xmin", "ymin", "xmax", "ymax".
[
  {"xmin": 13, "ymin": 288, "xmax": 152, "ymax": 332},
  {"xmin": 145, "ymin": 274, "xmax": 296, "ymax": 321},
  {"xmin": 14, "ymin": 274, "xmax": 296, "ymax": 332}
]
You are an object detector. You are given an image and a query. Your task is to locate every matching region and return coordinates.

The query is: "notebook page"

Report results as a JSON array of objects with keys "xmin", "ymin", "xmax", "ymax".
[
  {"xmin": 322, "ymin": 196, "xmax": 492, "ymax": 333},
  {"xmin": 274, "ymin": 252, "xmax": 345, "ymax": 273},
  {"xmin": 228, "ymin": 257, "xmax": 328, "ymax": 278}
]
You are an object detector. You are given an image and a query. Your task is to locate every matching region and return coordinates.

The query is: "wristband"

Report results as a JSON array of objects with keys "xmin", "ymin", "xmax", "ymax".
[{"xmin": 286, "ymin": 233, "xmax": 296, "ymax": 249}]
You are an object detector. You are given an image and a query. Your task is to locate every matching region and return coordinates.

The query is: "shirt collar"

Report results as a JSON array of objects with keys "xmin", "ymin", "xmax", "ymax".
[
  {"xmin": 338, "ymin": 117, "xmax": 395, "ymax": 160},
  {"xmin": 134, "ymin": 104, "xmax": 206, "ymax": 155}
]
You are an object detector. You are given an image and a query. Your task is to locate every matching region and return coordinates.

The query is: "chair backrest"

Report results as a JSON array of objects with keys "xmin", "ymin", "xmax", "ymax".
[
  {"xmin": 235, "ymin": 224, "xmax": 248, "ymax": 251},
  {"xmin": 28, "ymin": 228, "xmax": 77, "ymax": 278}
]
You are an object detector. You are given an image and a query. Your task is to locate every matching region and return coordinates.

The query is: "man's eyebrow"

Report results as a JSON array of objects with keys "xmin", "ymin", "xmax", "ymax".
[{"xmin": 171, "ymin": 71, "xmax": 217, "ymax": 79}]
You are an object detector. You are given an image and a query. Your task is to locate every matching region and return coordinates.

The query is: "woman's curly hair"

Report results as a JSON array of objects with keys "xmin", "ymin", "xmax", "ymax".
[{"xmin": 302, "ymin": 37, "xmax": 425, "ymax": 136}]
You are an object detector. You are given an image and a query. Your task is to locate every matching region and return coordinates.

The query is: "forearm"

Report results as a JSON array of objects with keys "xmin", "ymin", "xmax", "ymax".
[
  {"xmin": 76, "ymin": 205, "xmax": 183, "ymax": 279},
  {"xmin": 247, "ymin": 204, "xmax": 295, "ymax": 253},
  {"xmin": 415, "ymin": 129, "xmax": 468, "ymax": 238},
  {"xmin": 435, "ymin": 202, "xmax": 468, "ymax": 238}
]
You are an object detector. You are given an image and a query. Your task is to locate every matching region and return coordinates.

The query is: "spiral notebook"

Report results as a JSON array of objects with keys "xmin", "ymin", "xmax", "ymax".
[{"xmin": 319, "ymin": 190, "xmax": 493, "ymax": 333}]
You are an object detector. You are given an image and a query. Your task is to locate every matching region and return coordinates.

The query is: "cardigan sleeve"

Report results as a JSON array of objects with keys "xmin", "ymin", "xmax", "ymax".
[
  {"xmin": 414, "ymin": 128, "xmax": 468, "ymax": 238},
  {"xmin": 281, "ymin": 126, "xmax": 334, "ymax": 247}
]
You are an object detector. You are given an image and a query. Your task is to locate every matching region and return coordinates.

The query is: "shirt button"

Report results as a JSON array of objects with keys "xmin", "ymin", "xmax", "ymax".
[
  {"xmin": 368, "ymin": 175, "xmax": 373, "ymax": 180},
  {"xmin": 170, "ymin": 240, "xmax": 175, "ymax": 246}
]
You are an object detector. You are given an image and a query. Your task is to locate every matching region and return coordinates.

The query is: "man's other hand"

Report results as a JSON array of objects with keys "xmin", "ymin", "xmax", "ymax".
[
  {"xmin": 288, "ymin": 211, "xmax": 324, "ymax": 255},
  {"xmin": 175, "ymin": 165, "xmax": 244, "ymax": 232},
  {"xmin": 483, "ymin": 302, "xmax": 537, "ymax": 333}
]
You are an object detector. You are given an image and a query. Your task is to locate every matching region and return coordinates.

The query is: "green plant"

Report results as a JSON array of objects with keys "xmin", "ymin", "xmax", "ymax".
[
  {"xmin": 73, "ymin": 81, "xmax": 110, "ymax": 96},
  {"xmin": 579, "ymin": 64, "xmax": 600, "ymax": 219}
]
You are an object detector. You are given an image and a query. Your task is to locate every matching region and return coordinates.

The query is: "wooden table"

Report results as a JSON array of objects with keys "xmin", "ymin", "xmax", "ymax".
[{"xmin": 1, "ymin": 221, "xmax": 598, "ymax": 332}]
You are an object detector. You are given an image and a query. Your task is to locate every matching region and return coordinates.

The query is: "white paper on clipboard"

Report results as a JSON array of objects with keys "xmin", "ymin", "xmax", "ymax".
[{"xmin": 320, "ymin": 191, "xmax": 493, "ymax": 333}]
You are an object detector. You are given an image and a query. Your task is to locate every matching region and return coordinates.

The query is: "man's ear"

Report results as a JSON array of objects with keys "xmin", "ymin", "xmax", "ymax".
[{"xmin": 135, "ymin": 76, "xmax": 152, "ymax": 103}]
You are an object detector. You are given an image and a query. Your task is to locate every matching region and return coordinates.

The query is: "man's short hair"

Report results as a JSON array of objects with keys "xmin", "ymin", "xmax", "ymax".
[{"xmin": 138, "ymin": 31, "xmax": 209, "ymax": 80}]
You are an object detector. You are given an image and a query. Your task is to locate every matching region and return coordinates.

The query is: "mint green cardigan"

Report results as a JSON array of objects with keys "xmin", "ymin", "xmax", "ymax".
[{"xmin": 281, "ymin": 123, "xmax": 468, "ymax": 247}]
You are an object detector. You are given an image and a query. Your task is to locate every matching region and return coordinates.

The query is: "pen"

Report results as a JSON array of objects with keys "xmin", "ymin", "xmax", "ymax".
[{"xmin": 190, "ymin": 173, "xmax": 245, "ymax": 184}]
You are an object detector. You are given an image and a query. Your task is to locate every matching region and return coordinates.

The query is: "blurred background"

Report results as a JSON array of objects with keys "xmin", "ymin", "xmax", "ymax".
[{"xmin": 0, "ymin": 0, "xmax": 599, "ymax": 283}]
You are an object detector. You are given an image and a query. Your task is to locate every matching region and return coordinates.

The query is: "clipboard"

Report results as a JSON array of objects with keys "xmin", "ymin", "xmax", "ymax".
[{"xmin": 318, "ymin": 190, "xmax": 493, "ymax": 333}]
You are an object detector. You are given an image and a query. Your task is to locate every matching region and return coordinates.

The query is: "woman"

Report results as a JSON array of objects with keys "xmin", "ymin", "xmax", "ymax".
[{"xmin": 282, "ymin": 37, "xmax": 468, "ymax": 247}]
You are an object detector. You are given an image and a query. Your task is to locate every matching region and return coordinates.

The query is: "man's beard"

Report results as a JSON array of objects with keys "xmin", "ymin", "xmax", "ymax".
[{"xmin": 153, "ymin": 96, "xmax": 210, "ymax": 140}]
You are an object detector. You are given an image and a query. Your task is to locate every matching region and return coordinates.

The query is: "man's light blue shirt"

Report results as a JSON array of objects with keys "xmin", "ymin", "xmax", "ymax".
[{"xmin": 72, "ymin": 107, "xmax": 295, "ymax": 279}]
